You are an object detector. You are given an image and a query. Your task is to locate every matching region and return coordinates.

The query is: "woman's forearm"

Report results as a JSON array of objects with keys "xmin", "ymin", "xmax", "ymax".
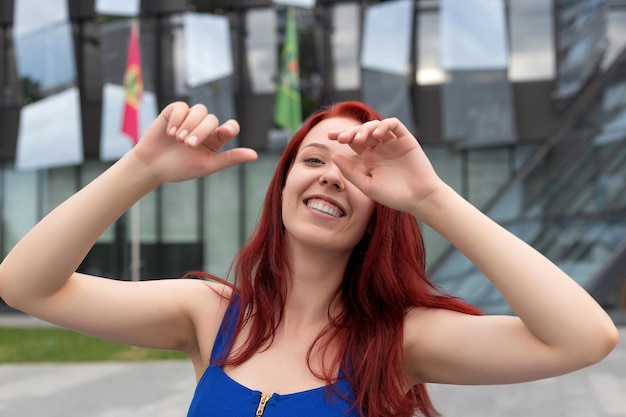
[
  {"xmin": 0, "ymin": 150, "xmax": 161, "ymax": 306},
  {"xmin": 416, "ymin": 183, "xmax": 618, "ymax": 358}
]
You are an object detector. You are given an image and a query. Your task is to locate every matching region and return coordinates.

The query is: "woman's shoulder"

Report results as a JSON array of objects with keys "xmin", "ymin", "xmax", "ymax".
[{"xmin": 179, "ymin": 278, "xmax": 235, "ymax": 359}]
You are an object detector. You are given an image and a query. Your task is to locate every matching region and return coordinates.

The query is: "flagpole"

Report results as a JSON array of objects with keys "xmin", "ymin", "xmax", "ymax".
[
  {"xmin": 122, "ymin": 18, "xmax": 143, "ymax": 283},
  {"xmin": 130, "ymin": 18, "xmax": 141, "ymax": 283},
  {"xmin": 130, "ymin": 200, "xmax": 140, "ymax": 282}
]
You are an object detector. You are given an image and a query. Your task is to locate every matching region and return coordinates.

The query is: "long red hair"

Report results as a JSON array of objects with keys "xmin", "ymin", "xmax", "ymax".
[{"xmin": 189, "ymin": 101, "xmax": 481, "ymax": 417}]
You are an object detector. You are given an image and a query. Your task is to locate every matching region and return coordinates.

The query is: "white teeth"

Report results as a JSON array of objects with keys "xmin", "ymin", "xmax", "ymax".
[{"xmin": 306, "ymin": 200, "xmax": 342, "ymax": 217}]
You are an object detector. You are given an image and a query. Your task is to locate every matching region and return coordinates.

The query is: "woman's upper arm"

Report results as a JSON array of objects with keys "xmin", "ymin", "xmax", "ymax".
[
  {"xmin": 16, "ymin": 273, "xmax": 230, "ymax": 355},
  {"xmin": 403, "ymin": 307, "xmax": 600, "ymax": 385}
]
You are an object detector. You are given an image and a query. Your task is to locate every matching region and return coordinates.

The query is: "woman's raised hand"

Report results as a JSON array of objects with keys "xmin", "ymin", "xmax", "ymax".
[
  {"xmin": 327, "ymin": 118, "xmax": 443, "ymax": 217},
  {"xmin": 133, "ymin": 102, "xmax": 258, "ymax": 184}
]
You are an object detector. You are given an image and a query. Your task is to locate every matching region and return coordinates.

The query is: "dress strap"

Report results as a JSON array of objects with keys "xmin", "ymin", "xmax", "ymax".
[{"xmin": 210, "ymin": 295, "xmax": 241, "ymax": 363}]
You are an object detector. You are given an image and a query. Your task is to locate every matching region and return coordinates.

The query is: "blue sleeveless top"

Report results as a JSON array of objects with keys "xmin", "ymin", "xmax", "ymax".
[{"xmin": 186, "ymin": 298, "xmax": 360, "ymax": 417}]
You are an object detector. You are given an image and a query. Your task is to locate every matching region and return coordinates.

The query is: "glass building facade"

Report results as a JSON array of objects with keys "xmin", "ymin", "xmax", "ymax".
[{"xmin": 0, "ymin": 0, "xmax": 625, "ymax": 316}]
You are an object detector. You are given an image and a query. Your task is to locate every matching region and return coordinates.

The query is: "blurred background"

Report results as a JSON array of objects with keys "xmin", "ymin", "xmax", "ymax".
[{"xmin": 0, "ymin": 0, "xmax": 625, "ymax": 320}]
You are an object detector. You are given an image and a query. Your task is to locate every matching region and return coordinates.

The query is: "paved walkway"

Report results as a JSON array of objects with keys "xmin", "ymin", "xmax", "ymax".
[{"xmin": 0, "ymin": 321, "xmax": 624, "ymax": 416}]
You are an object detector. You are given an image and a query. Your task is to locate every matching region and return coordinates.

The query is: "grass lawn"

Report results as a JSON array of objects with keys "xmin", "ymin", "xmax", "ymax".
[{"xmin": 0, "ymin": 326, "xmax": 187, "ymax": 363}]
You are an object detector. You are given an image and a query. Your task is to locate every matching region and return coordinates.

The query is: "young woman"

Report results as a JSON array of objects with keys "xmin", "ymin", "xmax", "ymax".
[{"xmin": 0, "ymin": 101, "xmax": 618, "ymax": 417}]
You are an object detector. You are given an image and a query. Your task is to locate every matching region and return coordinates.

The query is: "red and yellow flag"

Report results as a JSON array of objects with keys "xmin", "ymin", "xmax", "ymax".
[{"xmin": 121, "ymin": 22, "xmax": 144, "ymax": 144}]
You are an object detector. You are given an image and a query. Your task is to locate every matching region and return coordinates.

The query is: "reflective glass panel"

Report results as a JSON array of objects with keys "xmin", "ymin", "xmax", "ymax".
[
  {"xmin": 565, "ymin": 140, "xmax": 626, "ymax": 215},
  {"xmin": 183, "ymin": 13, "xmax": 233, "ymax": 87},
  {"xmin": 416, "ymin": 10, "xmax": 448, "ymax": 85},
  {"xmin": 162, "ymin": 180, "xmax": 200, "ymax": 242},
  {"xmin": 425, "ymin": 146, "xmax": 463, "ymax": 194},
  {"xmin": 189, "ymin": 77, "xmax": 237, "ymax": 149},
  {"xmin": 440, "ymin": 0, "xmax": 508, "ymax": 70},
  {"xmin": 119, "ymin": 189, "xmax": 158, "ymax": 244},
  {"xmin": 43, "ymin": 166, "xmax": 76, "ymax": 214},
  {"xmin": 489, "ymin": 182, "xmax": 527, "ymax": 222},
  {"xmin": 526, "ymin": 79, "xmax": 626, "ymax": 217},
  {"xmin": 14, "ymin": 21, "xmax": 75, "ymax": 94},
  {"xmin": 509, "ymin": 0, "xmax": 555, "ymax": 81},
  {"xmin": 361, "ymin": 0, "xmax": 413, "ymax": 76},
  {"xmin": 273, "ymin": 0, "xmax": 315, "ymax": 7},
  {"xmin": 432, "ymin": 250, "xmax": 474, "ymax": 284},
  {"xmin": 96, "ymin": 0, "xmax": 140, "ymax": 16},
  {"xmin": 15, "ymin": 88, "xmax": 83, "ymax": 170},
  {"xmin": 602, "ymin": 9, "xmax": 626, "ymax": 69},
  {"xmin": 555, "ymin": 0, "xmax": 607, "ymax": 100},
  {"xmin": 246, "ymin": 8, "xmax": 277, "ymax": 94},
  {"xmin": 244, "ymin": 154, "xmax": 279, "ymax": 237},
  {"xmin": 423, "ymin": 146, "xmax": 462, "ymax": 265},
  {"xmin": 331, "ymin": 3, "xmax": 360, "ymax": 90},
  {"xmin": 138, "ymin": 190, "xmax": 158, "ymax": 243},
  {"xmin": 14, "ymin": 0, "xmax": 82, "ymax": 170},
  {"xmin": 441, "ymin": 70, "xmax": 517, "ymax": 146},
  {"xmin": 361, "ymin": 70, "xmax": 416, "ymax": 133},
  {"xmin": 204, "ymin": 167, "xmax": 241, "ymax": 279},
  {"xmin": 2, "ymin": 166, "xmax": 37, "ymax": 252},
  {"xmin": 526, "ymin": 140, "xmax": 619, "ymax": 217},
  {"xmin": 553, "ymin": 216, "xmax": 626, "ymax": 287},
  {"xmin": 14, "ymin": 0, "xmax": 66, "ymax": 37},
  {"xmin": 82, "ymin": 161, "xmax": 115, "ymax": 243},
  {"xmin": 468, "ymin": 148, "xmax": 510, "ymax": 209},
  {"xmin": 432, "ymin": 53, "xmax": 626, "ymax": 312}
]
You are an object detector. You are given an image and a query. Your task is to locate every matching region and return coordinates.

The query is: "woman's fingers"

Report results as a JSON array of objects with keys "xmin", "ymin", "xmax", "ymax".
[
  {"xmin": 162, "ymin": 102, "xmax": 193, "ymax": 136},
  {"xmin": 328, "ymin": 118, "xmax": 410, "ymax": 156},
  {"xmin": 211, "ymin": 147, "xmax": 259, "ymax": 172},
  {"xmin": 160, "ymin": 103, "xmax": 241, "ymax": 152},
  {"xmin": 329, "ymin": 121, "xmax": 380, "ymax": 154},
  {"xmin": 175, "ymin": 105, "xmax": 216, "ymax": 144},
  {"xmin": 200, "ymin": 119, "xmax": 241, "ymax": 151}
]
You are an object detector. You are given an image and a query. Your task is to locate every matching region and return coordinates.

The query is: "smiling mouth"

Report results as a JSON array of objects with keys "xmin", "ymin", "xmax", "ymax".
[{"xmin": 305, "ymin": 198, "xmax": 345, "ymax": 218}]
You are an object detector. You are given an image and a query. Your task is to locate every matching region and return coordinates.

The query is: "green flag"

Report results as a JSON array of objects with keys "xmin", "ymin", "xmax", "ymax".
[{"xmin": 274, "ymin": 8, "xmax": 302, "ymax": 134}]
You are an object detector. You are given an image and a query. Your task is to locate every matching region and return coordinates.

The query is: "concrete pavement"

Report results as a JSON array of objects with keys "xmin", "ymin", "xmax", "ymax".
[
  {"xmin": 0, "ymin": 322, "xmax": 624, "ymax": 416},
  {"xmin": 0, "ymin": 361, "xmax": 196, "ymax": 417}
]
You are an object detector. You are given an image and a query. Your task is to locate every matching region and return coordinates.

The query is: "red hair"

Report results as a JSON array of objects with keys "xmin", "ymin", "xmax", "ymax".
[{"xmin": 189, "ymin": 102, "xmax": 481, "ymax": 417}]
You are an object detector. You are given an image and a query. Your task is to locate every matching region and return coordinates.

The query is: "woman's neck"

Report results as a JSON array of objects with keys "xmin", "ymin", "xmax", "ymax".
[{"xmin": 280, "ymin": 240, "xmax": 350, "ymax": 329}]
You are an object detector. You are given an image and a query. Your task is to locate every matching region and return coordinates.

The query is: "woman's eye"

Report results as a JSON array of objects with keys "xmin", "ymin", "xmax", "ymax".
[{"xmin": 304, "ymin": 157, "xmax": 323, "ymax": 164}]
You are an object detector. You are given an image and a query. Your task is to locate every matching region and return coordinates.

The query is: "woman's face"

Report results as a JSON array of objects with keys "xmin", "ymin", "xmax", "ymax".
[{"xmin": 281, "ymin": 117, "xmax": 376, "ymax": 253}]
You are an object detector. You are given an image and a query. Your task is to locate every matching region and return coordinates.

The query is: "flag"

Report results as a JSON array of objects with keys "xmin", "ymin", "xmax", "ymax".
[
  {"xmin": 121, "ymin": 21, "xmax": 144, "ymax": 144},
  {"xmin": 273, "ymin": 7, "xmax": 302, "ymax": 134}
]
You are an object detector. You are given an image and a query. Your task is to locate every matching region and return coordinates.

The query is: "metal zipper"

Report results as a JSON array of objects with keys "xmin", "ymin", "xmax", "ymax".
[{"xmin": 255, "ymin": 393, "xmax": 271, "ymax": 417}]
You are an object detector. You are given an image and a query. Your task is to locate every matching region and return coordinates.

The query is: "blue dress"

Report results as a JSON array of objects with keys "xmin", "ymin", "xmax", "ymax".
[{"xmin": 186, "ymin": 298, "xmax": 360, "ymax": 417}]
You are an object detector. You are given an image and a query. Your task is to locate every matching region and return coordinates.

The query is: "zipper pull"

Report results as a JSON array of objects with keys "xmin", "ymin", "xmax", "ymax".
[{"xmin": 255, "ymin": 393, "xmax": 272, "ymax": 417}]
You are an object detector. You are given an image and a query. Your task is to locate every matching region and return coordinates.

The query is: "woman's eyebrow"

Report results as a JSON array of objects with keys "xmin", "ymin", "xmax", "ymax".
[{"xmin": 301, "ymin": 142, "xmax": 328, "ymax": 151}]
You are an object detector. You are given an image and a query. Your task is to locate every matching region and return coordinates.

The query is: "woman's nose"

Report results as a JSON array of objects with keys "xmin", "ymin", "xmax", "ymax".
[{"xmin": 319, "ymin": 164, "xmax": 345, "ymax": 191}]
